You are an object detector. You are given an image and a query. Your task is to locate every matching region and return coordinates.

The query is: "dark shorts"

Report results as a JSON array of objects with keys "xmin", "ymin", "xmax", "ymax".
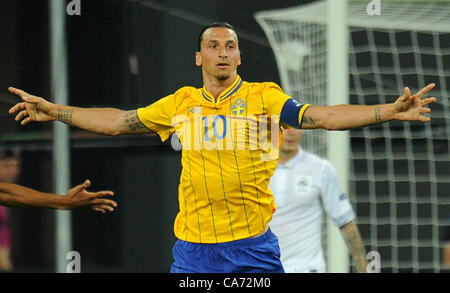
[{"xmin": 170, "ymin": 228, "xmax": 284, "ymax": 273}]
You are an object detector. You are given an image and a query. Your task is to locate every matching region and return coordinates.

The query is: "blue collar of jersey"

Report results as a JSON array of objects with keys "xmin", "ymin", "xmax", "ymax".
[{"xmin": 202, "ymin": 75, "xmax": 243, "ymax": 103}]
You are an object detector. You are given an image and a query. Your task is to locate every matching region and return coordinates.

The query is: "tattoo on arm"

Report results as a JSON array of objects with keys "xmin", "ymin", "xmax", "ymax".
[
  {"xmin": 341, "ymin": 221, "xmax": 368, "ymax": 273},
  {"xmin": 374, "ymin": 107, "xmax": 382, "ymax": 122},
  {"xmin": 57, "ymin": 109, "xmax": 74, "ymax": 124},
  {"xmin": 124, "ymin": 110, "xmax": 147, "ymax": 132},
  {"xmin": 302, "ymin": 115, "xmax": 315, "ymax": 128}
]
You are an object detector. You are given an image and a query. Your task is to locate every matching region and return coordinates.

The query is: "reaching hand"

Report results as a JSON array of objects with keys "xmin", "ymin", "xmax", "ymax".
[
  {"xmin": 8, "ymin": 87, "xmax": 55, "ymax": 125},
  {"xmin": 64, "ymin": 180, "xmax": 117, "ymax": 214},
  {"xmin": 394, "ymin": 83, "xmax": 436, "ymax": 122}
]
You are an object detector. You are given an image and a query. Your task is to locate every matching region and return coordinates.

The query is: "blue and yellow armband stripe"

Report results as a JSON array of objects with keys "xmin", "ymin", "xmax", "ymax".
[{"xmin": 280, "ymin": 98, "xmax": 311, "ymax": 128}]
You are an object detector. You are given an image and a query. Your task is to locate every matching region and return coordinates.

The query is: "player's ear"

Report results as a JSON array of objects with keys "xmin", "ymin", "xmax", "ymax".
[
  {"xmin": 236, "ymin": 44, "xmax": 241, "ymax": 66},
  {"xmin": 195, "ymin": 51, "xmax": 202, "ymax": 67}
]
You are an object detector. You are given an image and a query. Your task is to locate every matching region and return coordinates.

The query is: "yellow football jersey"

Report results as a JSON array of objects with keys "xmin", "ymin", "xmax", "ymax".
[{"xmin": 138, "ymin": 75, "xmax": 310, "ymax": 243}]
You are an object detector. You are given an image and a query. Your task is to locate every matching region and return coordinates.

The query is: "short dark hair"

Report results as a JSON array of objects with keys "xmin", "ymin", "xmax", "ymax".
[{"xmin": 197, "ymin": 22, "xmax": 237, "ymax": 51}]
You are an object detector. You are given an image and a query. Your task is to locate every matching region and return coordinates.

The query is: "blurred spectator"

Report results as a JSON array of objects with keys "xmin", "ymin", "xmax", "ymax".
[{"xmin": 0, "ymin": 149, "xmax": 21, "ymax": 271}]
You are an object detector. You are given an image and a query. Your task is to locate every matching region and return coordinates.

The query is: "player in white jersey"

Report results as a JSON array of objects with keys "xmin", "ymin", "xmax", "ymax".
[{"xmin": 269, "ymin": 128, "xmax": 367, "ymax": 273}]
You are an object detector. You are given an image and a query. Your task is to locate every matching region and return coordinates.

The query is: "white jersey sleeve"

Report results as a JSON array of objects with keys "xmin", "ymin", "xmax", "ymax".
[{"xmin": 319, "ymin": 160, "xmax": 356, "ymax": 227}]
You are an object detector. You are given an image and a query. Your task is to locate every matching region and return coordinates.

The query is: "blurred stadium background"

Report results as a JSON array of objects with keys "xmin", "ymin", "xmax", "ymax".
[{"xmin": 0, "ymin": 0, "xmax": 448, "ymax": 273}]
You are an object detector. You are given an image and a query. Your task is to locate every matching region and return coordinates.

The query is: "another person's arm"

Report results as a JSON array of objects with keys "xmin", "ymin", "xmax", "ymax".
[
  {"xmin": 0, "ymin": 207, "xmax": 12, "ymax": 271},
  {"xmin": 0, "ymin": 247, "xmax": 12, "ymax": 271},
  {"xmin": 317, "ymin": 160, "xmax": 367, "ymax": 272},
  {"xmin": 443, "ymin": 243, "xmax": 450, "ymax": 268},
  {"xmin": 301, "ymin": 84, "xmax": 436, "ymax": 130},
  {"xmin": 0, "ymin": 180, "xmax": 116, "ymax": 213},
  {"xmin": 8, "ymin": 87, "xmax": 150, "ymax": 136},
  {"xmin": 339, "ymin": 220, "xmax": 368, "ymax": 273},
  {"xmin": 444, "ymin": 225, "xmax": 450, "ymax": 268}
]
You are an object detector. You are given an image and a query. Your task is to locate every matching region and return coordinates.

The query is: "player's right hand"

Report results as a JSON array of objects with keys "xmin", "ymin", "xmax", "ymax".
[{"xmin": 8, "ymin": 87, "xmax": 55, "ymax": 125}]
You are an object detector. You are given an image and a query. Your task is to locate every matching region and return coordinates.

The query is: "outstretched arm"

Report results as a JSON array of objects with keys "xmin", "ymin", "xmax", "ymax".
[
  {"xmin": 301, "ymin": 84, "xmax": 436, "ymax": 130},
  {"xmin": 8, "ymin": 87, "xmax": 150, "ymax": 136},
  {"xmin": 340, "ymin": 220, "xmax": 368, "ymax": 273},
  {"xmin": 0, "ymin": 180, "xmax": 117, "ymax": 213}
]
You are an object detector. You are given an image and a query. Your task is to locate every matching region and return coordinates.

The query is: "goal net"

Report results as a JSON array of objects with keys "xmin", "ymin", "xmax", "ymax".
[{"xmin": 256, "ymin": 0, "xmax": 450, "ymax": 273}]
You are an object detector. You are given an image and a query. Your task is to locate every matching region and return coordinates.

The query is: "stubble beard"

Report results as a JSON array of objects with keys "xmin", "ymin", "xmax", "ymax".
[{"xmin": 215, "ymin": 73, "xmax": 231, "ymax": 82}]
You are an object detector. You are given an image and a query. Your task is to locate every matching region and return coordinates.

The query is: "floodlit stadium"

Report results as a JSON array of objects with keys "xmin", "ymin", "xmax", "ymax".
[{"xmin": 0, "ymin": 0, "xmax": 448, "ymax": 277}]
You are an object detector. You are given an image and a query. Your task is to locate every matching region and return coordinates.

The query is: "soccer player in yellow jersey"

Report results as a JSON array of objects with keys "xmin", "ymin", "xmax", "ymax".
[{"xmin": 8, "ymin": 22, "xmax": 436, "ymax": 273}]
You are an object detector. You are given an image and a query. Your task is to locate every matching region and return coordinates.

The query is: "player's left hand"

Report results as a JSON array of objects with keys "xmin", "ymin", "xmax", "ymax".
[
  {"xmin": 63, "ymin": 180, "xmax": 117, "ymax": 213},
  {"xmin": 393, "ymin": 83, "xmax": 436, "ymax": 122}
]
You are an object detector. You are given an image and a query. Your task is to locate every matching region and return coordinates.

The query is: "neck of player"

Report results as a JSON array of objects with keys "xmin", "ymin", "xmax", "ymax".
[{"xmin": 202, "ymin": 70, "xmax": 237, "ymax": 100}]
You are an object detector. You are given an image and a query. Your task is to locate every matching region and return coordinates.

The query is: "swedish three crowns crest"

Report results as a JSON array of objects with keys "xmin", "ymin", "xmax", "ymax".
[{"xmin": 232, "ymin": 98, "xmax": 247, "ymax": 116}]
